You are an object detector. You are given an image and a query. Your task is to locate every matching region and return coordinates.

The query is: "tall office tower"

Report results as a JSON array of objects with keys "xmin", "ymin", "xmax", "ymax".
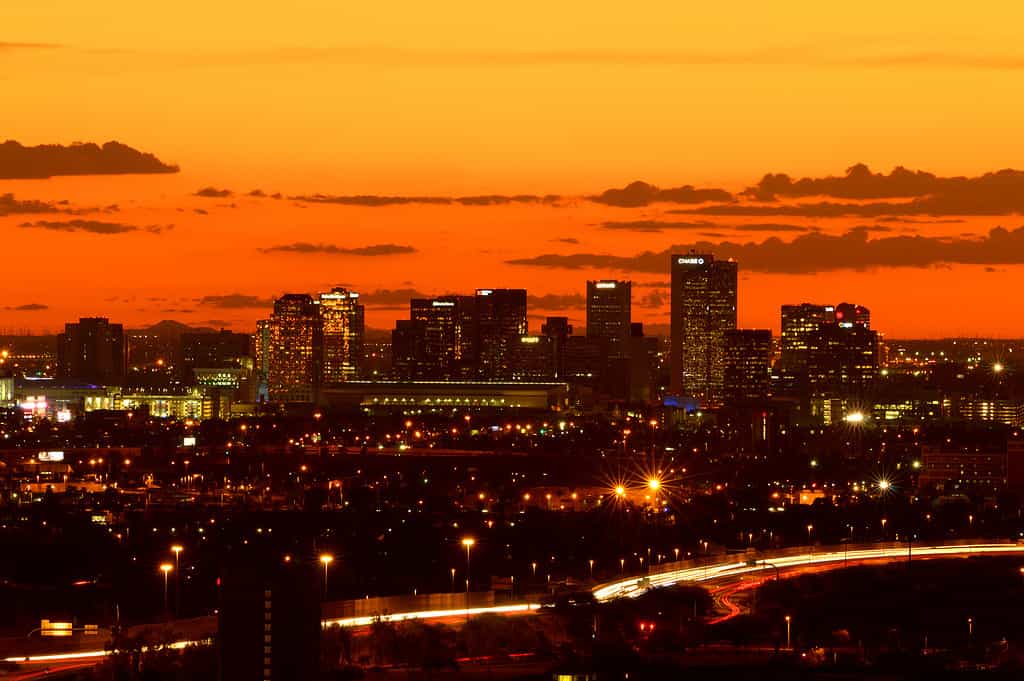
[
  {"xmin": 508, "ymin": 335, "xmax": 556, "ymax": 380},
  {"xmin": 218, "ymin": 549, "xmax": 320, "ymax": 681},
  {"xmin": 254, "ymin": 320, "xmax": 271, "ymax": 401},
  {"xmin": 777, "ymin": 303, "xmax": 835, "ymax": 395},
  {"xmin": 834, "ymin": 302, "xmax": 870, "ymax": 329},
  {"xmin": 723, "ymin": 329, "xmax": 773, "ymax": 403},
  {"xmin": 669, "ymin": 253, "xmax": 738, "ymax": 407},
  {"xmin": 266, "ymin": 294, "xmax": 322, "ymax": 403},
  {"xmin": 317, "ymin": 288, "xmax": 365, "ymax": 383},
  {"xmin": 541, "ymin": 316, "xmax": 573, "ymax": 379},
  {"xmin": 56, "ymin": 317, "xmax": 126, "ymax": 385},
  {"xmin": 475, "ymin": 288, "xmax": 527, "ymax": 379},
  {"xmin": 407, "ymin": 297, "xmax": 459, "ymax": 378},
  {"xmin": 586, "ymin": 280, "xmax": 632, "ymax": 357},
  {"xmin": 807, "ymin": 322, "xmax": 879, "ymax": 396}
]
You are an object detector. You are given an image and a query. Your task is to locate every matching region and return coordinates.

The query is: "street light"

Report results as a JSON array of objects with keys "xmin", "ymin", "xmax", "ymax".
[
  {"xmin": 785, "ymin": 615, "xmax": 792, "ymax": 649},
  {"xmin": 171, "ymin": 545, "xmax": 183, "ymax": 616},
  {"xmin": 461, "ymin": 538, "xmax": 475, "ymax": 593},
  {"xmin": 588, "ymin": 559, "xmax": 594, "ymax": 579},
  {"xmin": 159, "ymin": 563, "xmax": 173, "ymax": 615},
  {"xmin": 450, "ymin": 567, "xmax": 456, "ymax": 591},
  {"xmin": 806, "ymin": 524, "xmax": 813, "ymax": 544},
  {"xmin": 320, "ymin": 554, "xmax": 334, "ymax": 594}
]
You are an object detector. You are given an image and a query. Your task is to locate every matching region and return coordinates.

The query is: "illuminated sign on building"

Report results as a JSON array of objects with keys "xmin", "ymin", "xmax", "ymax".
[
  {"xmin": 431, "ymin": 301, "xmax": 455, "ymax": 307},
  {"xmin": 594, "ymin": 282, "xmax": 617, "ymax": 289},
  {"xmin": 38, "ymin": 451, "xmax": 65, "ymax": 462},
  {"xmin": 676, "ymin": 257, "xmax": 705, "ymax": 265},
  {"xmin": 183, "ymin": 436, "xmax": 197, "ymax": 447}
]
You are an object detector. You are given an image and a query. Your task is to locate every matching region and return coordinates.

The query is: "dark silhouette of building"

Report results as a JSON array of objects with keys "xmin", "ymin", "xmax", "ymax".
[
  {"xmin": 475, "ymin": 289, "xmax": 528, "ymax": 379},
  {"xmin": 586, "ymin": 280, "xmax": 631, "ymax": 358},
  {"xmin": 218, "ymin": 550, "xmax": 320, "ymax": 681},
  {"xmin": 541, "ymin": 316, "xmax": 573, "ymax": 379},
  {"xmin": 182, "ymin": 330, "xmax": 252, "ymax": 377},
  {"xmin": 56, "ymin": 317, "xmax": 126, "ymax": 385},
  {"xmin": 723, "ymin": 329, "xmax": 772, "ymax": 403},
  {"xmin": 669, "ymin": 253, "xmax": 737, "ymax": 407}
]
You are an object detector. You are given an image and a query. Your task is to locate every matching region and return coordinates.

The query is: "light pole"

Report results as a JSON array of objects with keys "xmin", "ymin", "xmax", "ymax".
[
  {"xmin": 620, "ymin": 558, "xmax": 625, "ymax": 574},
  {"xmin": 806, "ymin": 524, "xmax": 813, "ymax": 545},
  {"xmin": 450, "ymin": 567, "xmax": 456, "ymax": 591},
  {"xmin": 785, "ymin": 615, "xmax": 792, "ymax": 650},
  {"xmin": 588, "ymin": 559, "xmax": 594, "ymax": 579},
  {"xmin": 461, "ymin": 538, "xmax": 475, "ymax": 593},
  {"xmin": 171, "ymin": 545, "xmax": 183, "ymax": 616},
  {"xmin": 160, "ymin": 563, "xmax": 173, "ymax": 616},
  {"xmin": 320, "ymin": 554, "xmax": 334, "ymax": 595}
]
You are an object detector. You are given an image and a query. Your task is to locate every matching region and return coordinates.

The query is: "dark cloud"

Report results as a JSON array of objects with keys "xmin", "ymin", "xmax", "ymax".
[
  {"xmin": 260, "ymin": 242, "xmax": 417, "ymax": 256},
  {"xmin": 193, "ymin": 208, "xmax": 208, "ymax": 215},
  {"xmin": 527, "ymin": 293, "xmax": 586, "ymax": 309},
  {"xmin": 360, "ymin": 288, "xmax": 430, "ymax": 309},
  {"xmin": 199, "ymin": 294, "xmax": 273, "ymax": 309},
  {"xmin": 194, "ymin": 187, "xmax": 233, "ymax": 198},
  {"xmin": 4, "ymin": 303, "xmax": 48, "ymax": 311},
  {"xmin": 637, "ymin": 291, "xmax": 668, "ymax": 308},
  {"xmin": 589, "ymin": 181, "xmax": 733, "ymax": 208},
  {"xmin": 18, "ymin": 219, "xmax": 171, "ymax": 234},
  {"xmin": 682, "ymin": 166, "xmax": 1024, "ymax": 216},
  {"xmin": 633, "ymin": 280, "xmax": 670, "ymax": 288},
  {"xmin": 506, "ymin": 225, "xmax": 1024, "ymax": 274},
  {"xmin": 600, "ymin": 219, "xmax": 717, "ymax": 232},
  {"xmin": 877, "ymin": 216, "xmax": 966, "ymax": 224},
  {"xmin": 553, "ymin": 237, "xmax": 580, "ymax": 244},
  {"xmin": 248, "ymin": 189, "xmax": 284, "ymax": 199},
  {"xmin": 0, "ymin": 193, "xmax": 74, "ymax": 216},
  {"xmin": 287, "ymin": 193, "xmax": 558, "ymax": 207},
  {"xmin": 0, "ymin": 140, "xmax": 177, "ymax": 179}
]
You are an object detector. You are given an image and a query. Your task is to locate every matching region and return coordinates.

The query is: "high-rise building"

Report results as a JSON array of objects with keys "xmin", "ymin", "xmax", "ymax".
[
  {"xmin": 181, "ymin": 330, "xmax": 252, "ymax": 377},
  {"xmin": 723, "ymin": 329, "xmax": 772, "ymax": 403},
  {"xmin": 265, "ymin": 294, "xmax": 322, "ymax": 403},
  {"xmin": 254, "ymin": 320, "xmax": 271, "ymax": 402},
  {"xmin": 586, "ymin": 280, "xmax": 632, "ymax": 358},
  {"xmin": 777, "ymin": 302, "xmax": 877, "ymax": 402},
  {"xmin": 669, "ymin": 253, "xmax": 737, "ymax": 407},
  {"xmin": 508, "ymin": 335, "xmax": 556, "ymax": 380},
  {"xmin": 541, "ymin": 316, "xmax": 573, "ymax": 379},
  {"xmin": 317, "ymin": 288, "xmax": 365, "ymax": 383},
  {"xmin": 391, "ymin": 290, "xmax": 526, "ymax": 380},
  {"xmin": 56, "ymin": 317, "xmax": 126, "ymax": 385},
  {"xmin": 475, "ymin": 288, "xmax": 527, "ymax": 379},
  {"xmin": 218, "ymin": 549, "xmax": 320, "ymax": 681}
]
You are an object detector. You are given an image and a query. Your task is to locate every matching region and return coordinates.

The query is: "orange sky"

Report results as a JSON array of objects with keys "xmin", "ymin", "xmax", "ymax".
[{"xmin": 3, "ymin": 2, "xmax": 1024, "ymax": 337}]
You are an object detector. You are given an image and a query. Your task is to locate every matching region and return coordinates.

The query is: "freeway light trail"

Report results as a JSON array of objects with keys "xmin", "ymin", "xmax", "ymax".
[
  {"xmin": 592, "ymin": 542, "xmax": 1024, "ymax": 601},
  {"xmin": 6, "ymin": 542, "xmax": 1024, "ymax": 668}
]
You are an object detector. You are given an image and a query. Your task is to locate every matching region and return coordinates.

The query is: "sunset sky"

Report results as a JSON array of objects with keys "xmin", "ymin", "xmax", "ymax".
[{"xmin": 4, "ymin": 2, "xmax": 1024, "ymax": 337}]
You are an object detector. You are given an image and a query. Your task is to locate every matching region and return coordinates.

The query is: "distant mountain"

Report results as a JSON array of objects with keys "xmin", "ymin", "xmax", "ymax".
[{"xmin": 129, "ymin": 320, "xmax": 218, "ymax": 339}]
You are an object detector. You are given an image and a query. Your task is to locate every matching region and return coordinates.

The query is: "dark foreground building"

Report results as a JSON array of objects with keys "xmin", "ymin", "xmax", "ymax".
[{"xmin": 218, "ymin": 549, "xmax": 321, "ymax": 681}]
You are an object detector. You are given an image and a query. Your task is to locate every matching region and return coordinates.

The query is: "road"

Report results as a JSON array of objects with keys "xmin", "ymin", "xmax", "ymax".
[{"xmin": 5, "ymin": 540, "xmax": 1024, "ymax": 677}]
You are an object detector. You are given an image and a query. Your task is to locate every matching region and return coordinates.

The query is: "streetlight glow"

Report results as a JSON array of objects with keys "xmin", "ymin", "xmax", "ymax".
[{"xmin": 845, "ymin": 411, "xmax": 865, "ymax": 424}]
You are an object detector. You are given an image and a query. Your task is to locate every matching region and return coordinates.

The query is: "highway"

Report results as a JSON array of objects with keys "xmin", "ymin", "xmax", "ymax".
[{"xmin": 5, "ymin": 540, "xmax": 1024, "ymax": 677}]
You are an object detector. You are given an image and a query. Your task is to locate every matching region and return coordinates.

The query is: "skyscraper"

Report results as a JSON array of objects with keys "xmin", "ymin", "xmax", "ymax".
[
  {"xmin": 723, "ymin": 329, "xmax": 773, "ymax": 403},
  {"xmin": 669, "ymin": 253, "xmax": 737, "ymax": 407},
  {"xmin": 586, "ymin": 280, "xmax": 631, "ymax": 358},
  {"xmin": 266, "ymin": 294, "xmax": 322, "ymax": 403},
  {"xmin": 56, "ymin": 317, "xmax": 126, "ymax": 385},
  {"xmin": 475, "ymin": 288, "xmax": 527, "ymax": 379},
  {"xmin": 541, "ymin": 316, "xmax": 573, "ymax": 379},
  {"xmin": 317, "ymin": 288, "xmax": 365, "ymax": 383}
]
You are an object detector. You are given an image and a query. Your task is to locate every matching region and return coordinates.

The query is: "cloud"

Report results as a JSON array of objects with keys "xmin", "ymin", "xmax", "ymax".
[
  {"xmin": 589, "ymin": 181, "xmax": 733, "ymax": 207},
  {"xmin": 0, "ymin": 140, "xmax": 177, "ymax": 179},
  {"xmin": 3, "ymin": 303, "xmax": 48, "ymax": 311},
  {"xmin": 0, "ymin": 193, "xmax": 75, "ymax": 216},
  {"xmin": 600, "ymin": 219, "xmax": 717, "ymax": 232},
  {"xmin": 602, "ymin": 219, "xmax": 811, "ymax": 233},
  {"xmin": 506, "ymin": 225, "xmax": 1024, "ymax": 274},
  {"xmin": 18, "ymin": 219, "xmax": 171, "ymax": 234},
  {"xmin": 680, "ymin": 166, "xmax": 1024, "ymax": 216},
  {"xmin": 527, "ymin": 293, "xmax": 586, "ymax": 309},
  {"xmin": 194, "ymin": 187, "xmax": 233, "ymax": 198},
  {"xmin": 360, "ymin": 288, "xmax": 430, "ymax": 308},
  {"xmin": 287, "ymin": 193, "xmax": 558, "ymax": 207},
  {"xmin": 637, "ymin": 291, "xmax": 668, "ymax": 308},
  {"xmin": 553, "ymin": 237, "xmax": 580, "ymax": 244},
  {"xmin": 199, "ymin": 294, "xmax": 273, "ymax": 309},
  {"xmin": 260, "ymin": 242, "xmax": 417, "ymax": 256}
]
